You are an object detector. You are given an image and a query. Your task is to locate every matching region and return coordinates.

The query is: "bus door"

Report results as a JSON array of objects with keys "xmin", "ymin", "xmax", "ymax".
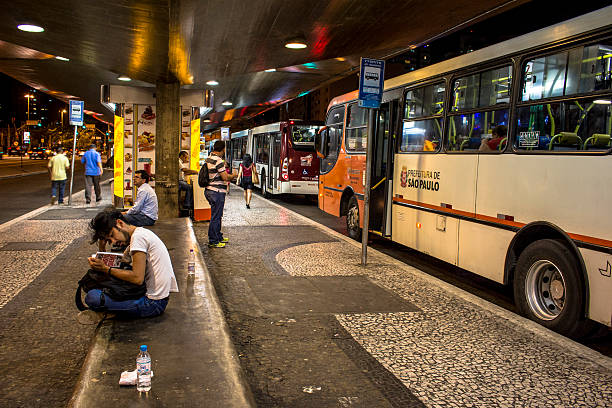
[
  {"xmin": 369, "ymin": 101, "xmax": 396, "ymax": 236},
  {"xmin": 272, "ymin": 132, "xmax": 281, "ymax": 190}
]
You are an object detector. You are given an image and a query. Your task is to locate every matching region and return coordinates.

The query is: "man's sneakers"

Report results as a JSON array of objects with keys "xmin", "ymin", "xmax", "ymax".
[
  {"xmin": 208, "ymin": 242, "xmax": 226, "ymax": 248},
  {"xmin": 51, "ymin": 195, "xmax": 57, "ymax": 205},
  {"xmin": 221, "ymin": 237, "xmax": 229, "ymax": 243},
  {"xmin": 76, "ymin": 310, "xmax": 116, "ymax": 325}
]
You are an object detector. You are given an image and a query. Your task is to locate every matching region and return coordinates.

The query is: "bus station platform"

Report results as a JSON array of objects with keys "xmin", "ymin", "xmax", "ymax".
[
  {"xmin": 192, "ymin": 187, "xmax": 612, "ymax": 407},
  {"xmin": 0, "ymin": 180, "xmax": 609, "ymax": 407}
]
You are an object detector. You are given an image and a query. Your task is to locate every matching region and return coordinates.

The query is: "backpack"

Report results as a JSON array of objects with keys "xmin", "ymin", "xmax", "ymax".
[
  {"xmin": 75, "ymin": 268, "xmax": 146, "ymax": 311},
  {"xmin": 198, "ymin": 157, "xmax": 214, "ymax": 187}
]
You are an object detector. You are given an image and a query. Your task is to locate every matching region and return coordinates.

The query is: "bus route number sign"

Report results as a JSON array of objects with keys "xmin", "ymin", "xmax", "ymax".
[{"xmin": 358, "ymin": 58, "xmax": 385, "ymax": 109}]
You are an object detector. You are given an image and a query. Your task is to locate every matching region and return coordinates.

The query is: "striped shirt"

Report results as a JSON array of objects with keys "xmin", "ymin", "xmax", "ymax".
[{"xmin": 206, "ymin": 154, "xmax": 228, "ymax": 193}]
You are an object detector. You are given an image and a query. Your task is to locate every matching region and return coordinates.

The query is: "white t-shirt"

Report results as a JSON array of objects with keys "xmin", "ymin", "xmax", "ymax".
[
  {"xmin": 179, "ymin": 159, "xmax": 188, "ymax": 182},
  {"xmin": 129, "ymin": 227, "xmax": 179, "ymax": 300}
]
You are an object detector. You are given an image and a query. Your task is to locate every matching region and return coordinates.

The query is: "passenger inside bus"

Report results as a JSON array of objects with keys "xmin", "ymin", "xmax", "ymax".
[{"xmin": 479, "ymin": 125, "xmax": 508, "ymax": 152}]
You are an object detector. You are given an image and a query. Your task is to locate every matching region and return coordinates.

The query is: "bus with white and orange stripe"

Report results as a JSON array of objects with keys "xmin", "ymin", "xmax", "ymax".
[{"xmin": 316, "ymin": 7, "xmax": 612, "ymax": 337}]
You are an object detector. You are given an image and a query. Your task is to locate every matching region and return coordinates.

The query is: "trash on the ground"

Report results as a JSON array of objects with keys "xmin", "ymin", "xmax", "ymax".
[
  {"xmin": 119, "ymin": 369, "xmax": 154, "ymax": 386},
  {"xmin": 302, "ymin": 385, "xmax": 321, "ymax": 393}
]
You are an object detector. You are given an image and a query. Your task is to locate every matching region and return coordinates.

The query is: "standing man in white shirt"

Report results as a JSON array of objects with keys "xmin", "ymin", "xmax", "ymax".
[
  {"xmin": 81, "ymin": 209, "xmax": 178, "ymax": 320},
  {"xmin": 122, "ymin": 170, "xmax": 158, "ymax": 226}
]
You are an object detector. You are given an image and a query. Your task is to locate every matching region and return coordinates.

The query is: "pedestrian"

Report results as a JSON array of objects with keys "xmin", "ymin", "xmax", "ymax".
[
  {"xmin": 178, "ymin": 151, "xmax": 197, "ymax": 211},
  {"xmin": 47, "ymin": 146, "xmax": 70, "ymax": 205},
  {"xmin": 122, "ymin": 170, "xmax": 157, "ymax": 226},
  {"xmin": 204, "ymin": 140, "xmax": 237, "ymax": 248},
  {"xmin": 236, "ymin": 154, "xmax": 257, "ymax": 209},
  {"xmin": 78, "ymin": 209, "xmax": 178, "ymax": 324},
  {"xmin": 81, "ymin": 144, "xmax": 103, "ymax": 204}
]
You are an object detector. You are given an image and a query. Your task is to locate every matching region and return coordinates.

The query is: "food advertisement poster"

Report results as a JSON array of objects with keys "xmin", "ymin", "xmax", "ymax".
[
  {"xmin": 137, "ymin": 104, "xmax": 156, "ymax": 187},
  {"xmin": 123, "ymin": 104, "xmax": 134, "ymax": 206},
  {"xmin": 181, "ymin": 107, "xmax": 191, "ymax": 151},
  {"xmin": 113, "ymin": 115, "xmax": 124, "ymax": 198}
]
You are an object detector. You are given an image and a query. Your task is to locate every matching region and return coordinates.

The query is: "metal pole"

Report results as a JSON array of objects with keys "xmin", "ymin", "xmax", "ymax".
[
  {"xmin": 361, "ymin": 108, "xmax": 376, "ymax": 265},
  {"xmin": 68, "ymin": 125, "xmax": 78, "ymax": 205}
]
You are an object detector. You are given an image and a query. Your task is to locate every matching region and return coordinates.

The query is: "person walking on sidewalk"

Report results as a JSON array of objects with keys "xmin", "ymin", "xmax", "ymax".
[
  {"xmin": 236, "ymin": 154, "xmax": 257, "ymax": 209},
  {"xmin": 80, "ymin": 209, "xmax": 178, "ymax": 322},
  {"xmin": 81, "ymin": 144, "xmax": 103, "ymax": 204},
  {"xmin": 122, "ymin": 170, "xmax": 158, "ymax": 226},
  {"xmin": 205, "ymin": 140, "xmax": 237, "ymax": 248},
  {"xmin": 47, "ymin": 147, "xmax": 70, "ymax": 205}
]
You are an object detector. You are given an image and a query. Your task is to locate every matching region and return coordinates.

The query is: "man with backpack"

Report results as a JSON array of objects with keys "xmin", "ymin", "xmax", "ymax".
[
  {"xmin": 200, "ymin": 140, "xmax": 237, "ymax": 248},
  {"xmin": 76, "ymin": 209, "xmax": 178, "ymax": 324}
]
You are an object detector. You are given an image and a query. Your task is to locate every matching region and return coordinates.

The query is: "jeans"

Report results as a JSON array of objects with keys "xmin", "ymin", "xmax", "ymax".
[
  {"xmin": 123, "ymin": 212, "xmax": 155, "ymax": 226},
  {"xmin": 85, "ymin": 289, "xmax": 169, "ymax": 318},
  {"xmin": 51, "ymin": 179, "xmax": 67, "ymax": 203},
  {"xmin": 178, "ymin": 180, "xmax": 193, "ymax": 208},
  {"xmin": 85, "ymin": 175, "xmax": 101, "ymax": 202},
  {"xmin": 204, "ymin": 189, "xmax": 225, "ymax": 244}
]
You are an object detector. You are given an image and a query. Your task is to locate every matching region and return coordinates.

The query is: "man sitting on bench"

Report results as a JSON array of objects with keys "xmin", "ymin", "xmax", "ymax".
[{"xmin": 79, "ymin": 209, "xmax": 178, "ymax": 322}]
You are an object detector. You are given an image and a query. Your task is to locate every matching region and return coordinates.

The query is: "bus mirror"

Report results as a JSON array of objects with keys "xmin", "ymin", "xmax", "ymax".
[{"xmin": 315, "ymin": 126, "xmax": 327, "ymax": 158}]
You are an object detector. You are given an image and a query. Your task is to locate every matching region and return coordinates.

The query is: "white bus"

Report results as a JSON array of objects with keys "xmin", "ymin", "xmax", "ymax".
[{"xmin": 317, "ymin": 6, "xmax": 612, "ymax": 337}]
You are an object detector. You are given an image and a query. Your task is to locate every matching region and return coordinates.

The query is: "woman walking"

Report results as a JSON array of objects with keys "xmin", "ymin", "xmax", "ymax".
[{"xmin": 237, "ymin": 154, "xmax": 257, "ymax": 209}]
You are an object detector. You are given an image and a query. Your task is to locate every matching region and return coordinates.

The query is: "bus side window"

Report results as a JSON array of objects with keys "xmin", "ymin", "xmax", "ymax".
[{"xmin": 401, "ymin": 81, "xmax": 445, "ymax": 152}]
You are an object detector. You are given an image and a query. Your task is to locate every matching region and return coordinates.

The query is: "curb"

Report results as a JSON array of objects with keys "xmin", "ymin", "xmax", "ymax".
[{"xmin": 0, "ymin": 170, "xmax": 47, "ymax": 180}]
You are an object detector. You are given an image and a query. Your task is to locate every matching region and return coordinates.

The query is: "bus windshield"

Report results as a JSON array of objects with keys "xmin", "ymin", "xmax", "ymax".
[{"xmin": 291, "ymin": 126, "xmax": 319, "ymax": 149}]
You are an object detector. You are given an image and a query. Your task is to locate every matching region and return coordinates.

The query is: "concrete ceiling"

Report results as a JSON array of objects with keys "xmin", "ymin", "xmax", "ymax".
[{"xmin": 0, "ymin": 0, "xmax": 528, "ymax": 126}]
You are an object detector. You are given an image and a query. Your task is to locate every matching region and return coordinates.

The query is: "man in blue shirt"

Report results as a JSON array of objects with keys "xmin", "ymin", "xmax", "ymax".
[
  {"xmin": 81, "ymin": 144, "xmax": 103, "ymax": 204},
  {"xmin": 122, "ymin": 170, "xmax": 158, "ymax": 226}
]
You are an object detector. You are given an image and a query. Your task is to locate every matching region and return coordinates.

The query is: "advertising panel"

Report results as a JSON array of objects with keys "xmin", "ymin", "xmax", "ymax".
[{"xmin": 136, "ymin": 104, "xmax": 156, "ymax": 187}]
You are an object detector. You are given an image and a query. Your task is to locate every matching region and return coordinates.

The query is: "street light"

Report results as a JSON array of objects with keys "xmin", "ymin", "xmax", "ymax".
[
  {"xmin": 60, "ymin": 109, "xmax": 67, "ymax": 127},
  {"xmin": 24, "ymin": 94, "xmax": 33, "ymax": 121}
]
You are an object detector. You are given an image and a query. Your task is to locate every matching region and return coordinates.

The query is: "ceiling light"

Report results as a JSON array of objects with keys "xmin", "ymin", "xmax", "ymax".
[
  {"xmin": 594, "ymin": 99, "xmax": 611, "ymax": 105},
  {"xmin": 335, "ymin": 57, "xmax": 346, "ymax": 62},
  {"xmin": 18, "ymin": 24, "xmax": 44, "ymax": 33},
  {"xmin": 117, "ymin": 75, "xmax": 131, "ymax": 81},
  {"xmin": 222, "ymin": 101, "xmax": 233, "ymax": 106},
  {"xmin": 206, "ymin": 80, "xmax": 219, "ymax": 86},
  {"xmin": 55, "ymin": 56, "xmax": 69, "ymax": 61},
  {"xmin": 264, "ymin": 68, "xmax": 276, "ymax": 72},
  {"xmin": 285, "ymin": 38, "xmax": 307, "ymax": 49},
  {"xmin": 203, "ymin": 119, "xmax": 211, "ymax": 123}
]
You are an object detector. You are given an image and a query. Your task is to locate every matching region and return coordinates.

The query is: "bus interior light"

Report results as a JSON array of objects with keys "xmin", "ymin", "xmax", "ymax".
[{"xmin": 594, "ymin": 99, "xmax": 611, "ymax": 104}]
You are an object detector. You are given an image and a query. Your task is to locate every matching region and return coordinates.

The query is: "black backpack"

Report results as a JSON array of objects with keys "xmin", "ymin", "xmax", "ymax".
[
  {"xmin": 75, "ymin": 268, "xmax": 146, "ymax": 311},
  {"xmin": 198, "ymin": 157, "xmax": 213, "ymax": 187}
]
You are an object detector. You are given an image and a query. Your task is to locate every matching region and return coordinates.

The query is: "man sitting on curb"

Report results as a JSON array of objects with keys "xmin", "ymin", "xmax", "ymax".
[
  {"xmin": 122, "ymin": 170, "xmax": 158, "ymax": 226},
  {"xmin": 77, "ymin": 209, "xmax": 178, "ymax": 324}
]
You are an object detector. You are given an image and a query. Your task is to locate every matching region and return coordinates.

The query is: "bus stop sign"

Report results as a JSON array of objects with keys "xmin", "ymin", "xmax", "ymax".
[
  {"xmin": 358, "ymin": 58, "xmax": 385, "ymax": 109},
  {"xmin": 69, "ymin": 100, "xmax": 84, "ymax": 126}
]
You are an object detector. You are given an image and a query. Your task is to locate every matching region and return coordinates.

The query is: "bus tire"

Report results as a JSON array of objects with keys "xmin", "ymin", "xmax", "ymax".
[
  {"xmin": 346, "ymin": 196, "xmax": 361, "ymax": 241},
  {"xmin": 513, "ymin": 239, "xmax": 590, "ymax": 338},
  {"xmin": 261, "ymin": 171, "xmax": 270, "ymax": 198}
]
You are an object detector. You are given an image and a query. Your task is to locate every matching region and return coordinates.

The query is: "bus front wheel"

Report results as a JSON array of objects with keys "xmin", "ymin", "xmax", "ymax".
[
  {"xmin": 513, "ymin": 239, "xmax": 590, "ymax": 338},
  {"xmin": 346, "ymin": 196, "xmax": 361, "ymax": 241}
]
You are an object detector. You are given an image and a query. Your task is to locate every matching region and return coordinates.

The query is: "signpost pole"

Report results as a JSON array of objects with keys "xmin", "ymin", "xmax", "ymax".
[
  {"xmin": 68, "ymin": 125, "xmax": 77, "ymax": 205},
  {"xmin": 361, "ymin": 108, "xmax": 376, "ymax": 266}
]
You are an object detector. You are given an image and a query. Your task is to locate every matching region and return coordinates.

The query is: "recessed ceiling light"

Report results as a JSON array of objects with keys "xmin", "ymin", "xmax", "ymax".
[
  {"xmin": 285, "ymin": 39, "xmax": 307, "ymax": 49},
  {"xmin": 203, "ymin": 119, "xmax": 211, "ymax": 123},
  {"xmin": 222, "ymin": 101, "xmax": 233, "ymax": 106},
  {"xmin": 335, "ymin": 57, "xmax": 346, "ymax": 62},
  {"xmin": 264, "ymin": 68, "xmax": 276, "ymax": 72},
  {"xmin": 18, "ymin": 24, "xmax": 44, "ymax": 33},
  {"xmin": 594, "ymin": 99, "xmax": 612, "ymax": 105},
  {"xmin": 55, "ymin": 56, "xmax": 69, "ymax": 61},
  {"xmin": 117, "ymin": 75, "xmax": 131, "ymax": 81},
  {"xmin": 206, "ymin": 80, "xmax": 219, "ymax": 86}
]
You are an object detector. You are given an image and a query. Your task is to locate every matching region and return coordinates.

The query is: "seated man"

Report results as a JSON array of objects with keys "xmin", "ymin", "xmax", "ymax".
[
  {"xmin": 80, "ymin": 209, "xmax": 178, "ymax": 321},
  {"xmin": 479, "ymin": 125, "xmax": 508, "ymax": 152},
  {"xmin": 178, "ymin": 151, "xmax": 197, "ymax": 210},
  {"xmin": 123, "ymin": 170, "xmax": 158, "ymax": 226}
]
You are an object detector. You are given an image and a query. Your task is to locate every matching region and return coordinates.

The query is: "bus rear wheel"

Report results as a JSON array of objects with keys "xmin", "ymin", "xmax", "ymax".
[
  {"xmin": 346, "ymin": 196, "xmax": 361, "ymax": 241},
  {"xmin": 513, "ymin": 239, "xmax": 590, "ymax": 338}
]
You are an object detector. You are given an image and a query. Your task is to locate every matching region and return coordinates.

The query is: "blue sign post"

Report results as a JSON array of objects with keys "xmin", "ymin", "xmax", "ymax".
[
  {"xmin": 358, "ymin": 58, "xmax": 385, "ymax": 109},
  {"xmin": 357, "ymin": 58, "xmax": 385, "ymax": 265},
  {"xmin": 68, "ymin": 100, "xmax": 84, "ymax": 205}
]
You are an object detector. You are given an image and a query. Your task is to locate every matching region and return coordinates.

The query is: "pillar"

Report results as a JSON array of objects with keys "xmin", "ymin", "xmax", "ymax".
[{"xmin": 155, "ymin": 80, "xmax": 180, "ymax": 219}]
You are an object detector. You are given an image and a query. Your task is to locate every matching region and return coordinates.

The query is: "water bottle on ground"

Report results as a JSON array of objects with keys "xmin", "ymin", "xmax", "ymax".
[
  {"xmin": 188, "ymin": 249, "xmax": 195, "ymax": 275},
  {"xmin": 136, "ymin": 345, "xmax": 151, "ymax": 392}
]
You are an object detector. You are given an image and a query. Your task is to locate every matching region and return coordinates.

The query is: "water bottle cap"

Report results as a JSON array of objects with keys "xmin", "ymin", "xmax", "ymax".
[
  {"xmin": 190, "ymin": 249, "xmax": 194, "ymax": 252},
  {"xmin": 140, "ymin": 345, "xmax": 147, "ymax": 351}
]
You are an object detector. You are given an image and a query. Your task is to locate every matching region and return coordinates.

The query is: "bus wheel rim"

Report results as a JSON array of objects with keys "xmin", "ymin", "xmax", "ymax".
[
  {"xmin": 347, "ymin": 206, "xmax": 359, "ymax": 231},
  {"xmin": 525, "ymin": 259, "xmax": 566, "ymax": 321}
]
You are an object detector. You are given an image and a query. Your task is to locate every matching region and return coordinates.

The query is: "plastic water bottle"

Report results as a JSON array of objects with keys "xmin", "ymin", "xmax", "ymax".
[
  {"xmin": 136, "ymin": 345, "xmax": 151, "ymax": 392},
  {"xmin": 188, "ymin": 249, "xmax": 195, "ymax": 275}
]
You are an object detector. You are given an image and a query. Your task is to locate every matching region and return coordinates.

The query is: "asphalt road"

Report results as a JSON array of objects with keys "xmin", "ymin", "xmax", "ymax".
[
  {"xmin": 0, "ymin": 158, "xmax": 112, "ymax": 225},
  {"xmin": 260, "ymin": 192, "xmax": 612, "ymax": 356}
]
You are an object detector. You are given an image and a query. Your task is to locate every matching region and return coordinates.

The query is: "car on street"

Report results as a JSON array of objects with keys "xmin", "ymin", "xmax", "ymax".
[
  {"xmin": 29, "ymin": 147, "xmax": 50, "ymax": 160},
  {"xmin": 8, "ymin": 147, "xmax": 21, "ymax": 156}
]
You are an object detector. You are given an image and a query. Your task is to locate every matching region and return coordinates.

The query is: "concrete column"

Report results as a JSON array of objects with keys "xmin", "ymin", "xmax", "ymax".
[{"xmin": 155, "ymin": 80, "xmax": 180, "ymax": 219}]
